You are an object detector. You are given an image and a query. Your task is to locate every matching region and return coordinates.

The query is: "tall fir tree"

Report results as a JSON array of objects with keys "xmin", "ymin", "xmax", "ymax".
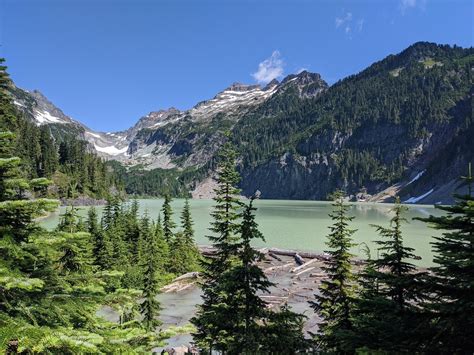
[
  {"xmin": 56, "ymin": 205, "xmax": 81, "ymax": 233},
  {"xmin": 310, "ymin": 190, "xmax": 356, "ymax": 353},
  {"xmin": 191, "ymin": 137, "xmax": 242, "ymax": 352},
  {"xmin": 162, "ymin": 194, "xmax": 176, "ymax": 243},
  {"xmin": 140, "ymin": 214, "xmax": 162, "ymax": 331},
  {"xmin": 87, "ymin": 206, "xmax": 112, "ymax": 269},
  {"xmin": 416, "ymin": 164, "xmax": 474, "ymax": 353},
  {"xmin": 214, "ymin": 197, "xmax": 274, "ymax": 353},
  {"xmin": 349, "ymin": 198, "xmax": 425, "ymax": 352},
  {"xmin": 125, "ymin": 198, "xmax": 141, "ymax": 263},
  {"xmin": 181, "ymin": 197, "xmax": 195, "ymax": 244},
  {"xmin": 169, "ymin": 198, "xmax": 200, "ymax": 275},
  {"xmin": 154, "ymin": 214, "xmax": 170, "ymax": 274}
]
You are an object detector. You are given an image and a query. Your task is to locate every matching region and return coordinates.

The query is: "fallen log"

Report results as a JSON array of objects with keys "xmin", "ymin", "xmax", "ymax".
[
  {"xmin": 199, "ymin": 245, "xmax": 365, "ymax": 264},
  {"xmin": 264, "ymin": 262, "xmax": 293, "ymax": 273},
  {"xmin": 268, "ymin": 248, "xmax": 331, "ymax": 260},
  {"xmin": 268, "ymin": 252, "xmax": 283, "ymax": 262},
  {"xmin": 295, "ymin": 266, "xmax": 315, "ymax": 277},
  {"xmin": 309, "ymin": 273, "xmax": 326, "ymax": 278},
  {"xmin": 174, "ymin": 272, "xmax": 200, "ymax": 282},
  {"xmin": 175, "ymin": 282, "xmax": 195, "ymax": 292},
  {"xmin": 260, "ymin": 295, "xmax": 289, "ymax": 301},
  {"xmin": 290, "ymin": 259, "xmax": 318, "ymax": 273},
  {"xmin": 199, "ymin": 248, "xmax": 217, "ymax": 257}
]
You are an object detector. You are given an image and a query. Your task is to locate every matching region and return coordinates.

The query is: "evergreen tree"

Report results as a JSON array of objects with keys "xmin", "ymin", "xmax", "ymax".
[
  {"xmin": 0, "ymin": 59, "xmax": 158, "ymax": 353},
  {"xmin": 102, "ymin": 197, "xmax": 115, "ymax": 229},
  {"xmin": 161, "ymin": 194, "xmax": 176, "ymax": 243},
  {"xmin": 87, "ymin": 206, "xmax": 112, "ymax": 269},
  {"xmin": 181, "ymin": 197, "xmax": 194, "ymax": 241},
  {"xmin": 0, "ymin": 130, "xmax": 158, "ymax": 352},
  {"xmin": 416, "ymin": 165, "xmax": 474, "ymax": 353},
  {"xmin": 169, "ymin": 198, "xmax": 200, "ymax": 274},
  {"xmin": 126, "ymin": 198, "xmax": 141, "ymax": 262},
  {"xmin": 38, "ymin": 126, "xmax": 58, "ymax": 178},
  {"xmin": 349, "ymin": 199, "xmax": 425, "ymax": 352},
  {"xmin": 310, "ymin": 190, "xmax": 356, "ymax": 353},
  {"xmin": 154, "ymin": 214, "xmax": 170, "ymax": 274},
  {"xmin": 140, "ymin": 214, "xmax": 162, "ymax": 331},
  {"xmin": 261, "ymin": 304, "xmax": 309, "ymax": 354},
  {"xmin": 191, "ymin": 138, "xmax": 242, "ymax": 352},
  {"xmin": 56, "ymin": 205, "xmax": 81, "ymax": 233},
  {"xmin": 215, "ymin": 197, "xmax": 274, "ymax": 353}
]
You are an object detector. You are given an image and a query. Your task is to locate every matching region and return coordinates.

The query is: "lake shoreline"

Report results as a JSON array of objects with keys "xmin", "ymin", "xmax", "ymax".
[{"xmin": 40, "ymin": 198, "xmax": 441, "ymax": 267}]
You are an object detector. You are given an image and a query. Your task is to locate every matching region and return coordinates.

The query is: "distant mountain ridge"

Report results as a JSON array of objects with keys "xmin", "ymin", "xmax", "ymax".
[{"xmin": 10, "ymin": 42, "xmax": 474, "ymax": 203}]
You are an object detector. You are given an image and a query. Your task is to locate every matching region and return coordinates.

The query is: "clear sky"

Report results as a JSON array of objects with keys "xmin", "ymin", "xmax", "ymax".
[{"xmin": 1, "ymin": 0, "xmax": 472, "ymax": 132}]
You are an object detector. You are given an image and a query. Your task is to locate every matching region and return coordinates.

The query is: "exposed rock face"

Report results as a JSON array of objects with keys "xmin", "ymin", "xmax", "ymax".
[
  {"xmin": 240, "ymin": 153, "xmax": 334, "ymax": 200},
  {"xmin": 10, "ymin": 42, "xmax": 473, "ymax": 203}
]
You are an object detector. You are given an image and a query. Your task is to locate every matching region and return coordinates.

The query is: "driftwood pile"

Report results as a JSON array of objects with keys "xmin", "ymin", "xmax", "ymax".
[
  {"xmin": 161, "ymin": 272, "xmax": 199, "ymax": 293},
  {"xmin": 159, "ymin": 247, "xmax": 348, "ymax": 353}
]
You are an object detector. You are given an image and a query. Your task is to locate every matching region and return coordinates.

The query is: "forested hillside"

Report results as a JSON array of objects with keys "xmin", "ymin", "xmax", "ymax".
[
  {"xmin": 1, "ymin": 59, "xmax": 123, "ymax": 200},
  {"xmin": 236, "ymin": 42, "xmax": 473, "ymax": 201},
  {"xmin": 102, "ymin": 42, "xmax": 474, "ymax": 203},
  {"xmin": 6, "ymin": 42, "xmax": 473, "ymax": 203}
]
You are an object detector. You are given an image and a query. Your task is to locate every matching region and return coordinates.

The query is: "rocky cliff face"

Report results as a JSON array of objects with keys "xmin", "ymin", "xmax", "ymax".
[{"xmin": 11, "ymin": 42, "xmax": 473, "ymax": 204}]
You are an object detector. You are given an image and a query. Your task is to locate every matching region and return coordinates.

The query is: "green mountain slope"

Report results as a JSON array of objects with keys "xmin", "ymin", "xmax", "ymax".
[{"xmin": 234, "ymin": 42, "xmax": 473, "ymax": 202}]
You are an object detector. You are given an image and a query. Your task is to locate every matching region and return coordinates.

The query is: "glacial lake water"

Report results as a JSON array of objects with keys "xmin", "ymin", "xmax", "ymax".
[{"xmin": 39, "ymin": 199, "xmax": 445, "ymax": 267}]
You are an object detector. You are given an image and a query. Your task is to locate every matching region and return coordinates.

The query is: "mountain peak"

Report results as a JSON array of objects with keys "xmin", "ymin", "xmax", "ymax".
[
  {"xmin": 281, "ymin": 70, "xmax": 324, "ymax": 85},
  {"xmin": 264, "ymin": 79, "xmax": 280, "ymax": 90},
  {"xmin": 277, "ymin": 70, "xmax": 328, "ymax": 98},
  {"xmin": 224, "ymin": 82, "xmax": 261, "ymax": 92}
]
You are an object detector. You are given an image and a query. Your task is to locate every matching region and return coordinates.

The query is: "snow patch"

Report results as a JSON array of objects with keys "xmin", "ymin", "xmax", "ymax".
[
  {"xmin": 93, "ymin": 144, "xmax": 128, "ymax": 156},
  {"xmin": 86, "ymin": 131, "xmax": 101, "ymax": 138},
  {"xmin": 404, "ymin": 189, "xmax": 434, "ymax": 204},
  {"xmin": 13, "ymin": 100, "xmax": 26, "ymax": 108},
  {"xmin": 34, "ymin": 110, "xmax": 64, "ymax": 124},
  {"xmin": 407, "ymin": 170, "xmax": 425, "ymax": 185}
]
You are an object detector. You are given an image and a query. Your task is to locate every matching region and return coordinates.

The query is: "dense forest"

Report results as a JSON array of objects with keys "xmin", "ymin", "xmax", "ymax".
[{"xmin": 111, "ymin": 161, "xmax": 208, "ymax": 198}]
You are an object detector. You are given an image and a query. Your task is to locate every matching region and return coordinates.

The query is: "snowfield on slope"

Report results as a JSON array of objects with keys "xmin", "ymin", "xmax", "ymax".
[{"xmin": 93, "ymin": 144, "xmax": 128, "ymax": 156}]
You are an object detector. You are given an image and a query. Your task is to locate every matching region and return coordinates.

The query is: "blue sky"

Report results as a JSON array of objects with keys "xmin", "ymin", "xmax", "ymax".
[{"xmin": 1, "ymin": 0, "xmax": 472, "ymax": 131}]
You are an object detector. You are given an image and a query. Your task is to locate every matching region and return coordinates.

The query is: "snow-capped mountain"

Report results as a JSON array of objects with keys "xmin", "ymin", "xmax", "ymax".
[
  {"xmin": 11, "ymin": 85, "xmax": 130, "ymax": 157},
  {"xmin": 10, "ymin": 71, "xmax": 316, "ymax": 165},
  {"xmin": 10, "ymin": 42, "xmax": 473, "ymax": 204}
]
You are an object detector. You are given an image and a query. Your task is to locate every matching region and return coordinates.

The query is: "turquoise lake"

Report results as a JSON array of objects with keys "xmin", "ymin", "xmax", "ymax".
[{"xmin": 40, "ymin": 199, "xmax": 445, "ymax": 267}]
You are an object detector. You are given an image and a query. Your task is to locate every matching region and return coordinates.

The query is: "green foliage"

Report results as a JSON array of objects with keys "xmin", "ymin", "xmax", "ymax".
[
  {"xmin": 415, "ymin": 165, "xmax": 474, "ymax": 353},
  {"xmin": 191, "ymin": 139, "xmax": 244, "ymax": 352},
  {"xmin": 310, "ymin": 190, "xmax": 357, "ymax": 352},
  {"xmin": 120, "ymin": 164, "xmax": 207, "ymax": 198},
  {"xmin": 192, "ymin": 143, "xmax": 307, "ymax": 353},
  {"xmin": 0, "ymin": 58, "xmax": 123, "ymax": 201},
  {"xmin": 139, "ymin": 214, "xmax": 162, "ymax": 331},
  {"xmin": 0, "ymin": 128, "xmax": 159, "ymax": 352},
  {"xmin": 162, "ymin": 194, "xmax": 176, "ymax": 243},
  {"xmin": 169, "ymin": 198, "xmax": 200, "ymax": 274},
  {"xmin": 348, "ymin": 199, "xmax": 426, "ymax": 352},
  {"xmin": 261, "ymin": 303, "xmax": 309, "ymax": 354}
]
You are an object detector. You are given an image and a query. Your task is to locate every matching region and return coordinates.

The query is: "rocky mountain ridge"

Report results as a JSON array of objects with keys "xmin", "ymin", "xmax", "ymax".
[
  {"xmin": 12, "ymin": 70, "xmax": 323, "ymax": 166},
  {"xmin": 10, "ymin": 42, "xmax": 474, "ymax": 204}
]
